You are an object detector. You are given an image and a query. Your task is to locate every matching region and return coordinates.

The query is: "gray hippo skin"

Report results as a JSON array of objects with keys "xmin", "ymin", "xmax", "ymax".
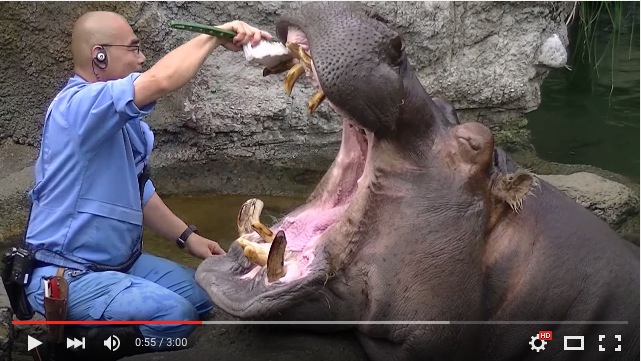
[{"xmin": 196, "ymin": 3, "xmax": 640, "ymax": 361}]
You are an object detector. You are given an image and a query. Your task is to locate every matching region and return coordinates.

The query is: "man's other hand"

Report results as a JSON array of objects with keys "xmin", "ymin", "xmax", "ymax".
[
  {"xmin": 187, "ymin": 234, "xmax": 226, "ymax": 259},
  {"xmin": 217, "ymin": 20, "xmax": 273, "ymax": 51}
]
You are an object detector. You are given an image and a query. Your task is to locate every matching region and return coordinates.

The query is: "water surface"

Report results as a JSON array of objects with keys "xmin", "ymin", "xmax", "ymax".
[{"xmin": 527, "ymin": 5, "xmax": 640, "ymax": 179}]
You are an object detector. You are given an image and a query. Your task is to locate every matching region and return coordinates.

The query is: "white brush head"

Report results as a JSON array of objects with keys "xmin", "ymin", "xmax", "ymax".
[{"xmin": 243, "ymin": 40, "xmax": 292, "ymax": 68}]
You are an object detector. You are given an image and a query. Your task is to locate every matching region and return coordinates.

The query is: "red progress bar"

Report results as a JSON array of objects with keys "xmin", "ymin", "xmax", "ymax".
[{"xmin": 12, "ymin": 320, "xmax": 203, "ymax": 325}]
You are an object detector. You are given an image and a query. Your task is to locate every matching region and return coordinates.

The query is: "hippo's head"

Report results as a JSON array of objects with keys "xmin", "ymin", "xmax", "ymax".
[{"xmin": 196, "ymin": 0, "xmax": 536, "ymax": 346}]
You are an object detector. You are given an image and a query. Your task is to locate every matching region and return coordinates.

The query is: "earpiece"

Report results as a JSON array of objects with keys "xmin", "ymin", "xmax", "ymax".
[{"xmin": 93, "ymin": 47, "xmax": 108, "ymax": 69}]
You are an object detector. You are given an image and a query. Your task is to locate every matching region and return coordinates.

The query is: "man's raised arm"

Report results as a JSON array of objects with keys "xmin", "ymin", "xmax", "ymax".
[{"xmin": 133, "ymin": 20, "xmax": 271, "ymax": 108}]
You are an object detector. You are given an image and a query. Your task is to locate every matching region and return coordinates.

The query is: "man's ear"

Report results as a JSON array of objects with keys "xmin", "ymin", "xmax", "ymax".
[
  {"xmin": 93, "ymin": 45, "xmax": 108, "ymax": 69},
  {"xmin": 490, "ymin": 169, "xmax": 538, "ymax": 213}
]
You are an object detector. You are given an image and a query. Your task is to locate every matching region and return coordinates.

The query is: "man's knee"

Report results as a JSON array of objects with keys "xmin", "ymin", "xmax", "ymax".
[
  {"xmin": 136, "ymin": 295, "xmax": 199, "ymax": 346},
  {"xmin": 98, "ymin": 273, "xmax": 201, "ymax": 324},
  {"xmin": 169, "ymin": 296, "xmax": 199, "ymax": 321},
  {"xmin": 139, "ymin": 297, "xmax": 198, "ymax": 345},
  {"xmin": 139, "ymin": 289, "xmax": 199, "ymax": 322},
  {"xmin": 129, "ymin": 253, "xmax": 214, "ymax": 316}
]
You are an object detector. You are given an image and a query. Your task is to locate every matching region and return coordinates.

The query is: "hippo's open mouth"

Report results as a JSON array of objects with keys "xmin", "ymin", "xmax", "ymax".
[
  {"xmin": 234, "ymin": 27, "xmax": 374, "ymax": 280},
  {"xmin": 195, "ymin": 24, "xmax": 378, "ymax": 317}
]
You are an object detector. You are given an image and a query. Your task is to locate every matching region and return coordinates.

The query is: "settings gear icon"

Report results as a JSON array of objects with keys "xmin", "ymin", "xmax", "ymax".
[{"xmin": 529, "ymin": 335, "xmax": 547, "ymax": 352}]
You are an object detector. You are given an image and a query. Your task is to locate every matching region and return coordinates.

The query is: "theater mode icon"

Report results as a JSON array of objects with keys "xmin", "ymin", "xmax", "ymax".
[{"xmin": 564, "ymin": 335, "xmax": 584, "ymax": 351}]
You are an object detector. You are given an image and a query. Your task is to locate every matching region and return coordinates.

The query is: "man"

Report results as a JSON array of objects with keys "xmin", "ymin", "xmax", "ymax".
[{"xmin": 23, "ymin": 10, "xmax": 272, "ymax": 360}]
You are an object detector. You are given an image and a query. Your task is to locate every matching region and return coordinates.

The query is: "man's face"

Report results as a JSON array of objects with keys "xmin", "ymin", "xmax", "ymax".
[{"xmin": 97, "ymin": 21, "xmax": 146, "ymax": 80}]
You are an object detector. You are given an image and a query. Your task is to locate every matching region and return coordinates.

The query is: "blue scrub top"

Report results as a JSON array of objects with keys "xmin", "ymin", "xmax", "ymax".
[{"xmin": 26, "ymin": 73, "xmax": 157, "ymax": 271}]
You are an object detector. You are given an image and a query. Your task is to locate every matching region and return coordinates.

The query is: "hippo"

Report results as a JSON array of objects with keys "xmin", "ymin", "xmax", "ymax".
[{"xmin": 196, "ymin": 3, "xmax": 640, "ymax": 361}]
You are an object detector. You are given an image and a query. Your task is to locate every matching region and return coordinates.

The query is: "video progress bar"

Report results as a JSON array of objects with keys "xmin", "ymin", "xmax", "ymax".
[
  {"xmin": 200, "ymin": 321, "xmax": 629, "ymax": 325},
  {"xmin": 13, "ymin": 320, "xmax": 629, "ymax": 325}
]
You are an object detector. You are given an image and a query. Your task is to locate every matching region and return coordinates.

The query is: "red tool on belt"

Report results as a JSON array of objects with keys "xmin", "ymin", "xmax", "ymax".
[{"xmin": 49, "ymin": 278, "xmax": 59, "ymax": 299}]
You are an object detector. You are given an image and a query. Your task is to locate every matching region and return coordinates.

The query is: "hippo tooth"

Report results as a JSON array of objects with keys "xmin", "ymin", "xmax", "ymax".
[
  {"xmin": 308, "ymin": 90, "xmax": 326, "ymax": 113},
  {"xmin": 284, "ymin": 63, "xmax": 305, "ymax": 95},
  {"xmin": 267, "ymin": 230, "xmax": 287, "ymax": 283},
  {"xmin": 243, "ymin": 244, "xmax": 269, "ymax": 267},
  {"xmin": 238, "ymin": 238, "xmax": 273, "ymax": 267},
  {"xmin": 237, "ymin": 198, "xmax": 264, "ymax": 236},
  {"xmin": 236, "ymin": 237, "xmax": 251, "ymax": 249},
  {"xmin": 285, "ymin": 42, "xmax": 312, "ymax": 68},
  {"xmin": 252, "ymin": 222, "xmax": 275, "ymax": 243}
]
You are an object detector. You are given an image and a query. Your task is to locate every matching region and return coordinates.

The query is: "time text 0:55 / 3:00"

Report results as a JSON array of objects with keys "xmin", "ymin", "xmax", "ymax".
[{"xmin": 135, "ymin": 337, "xmax": 188, "ymax": 348}]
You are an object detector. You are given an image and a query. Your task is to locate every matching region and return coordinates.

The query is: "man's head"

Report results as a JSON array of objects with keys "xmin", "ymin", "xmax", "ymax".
[{"xmin": 71, "ymin": 11, "xmax": 145, "ymax": 82}]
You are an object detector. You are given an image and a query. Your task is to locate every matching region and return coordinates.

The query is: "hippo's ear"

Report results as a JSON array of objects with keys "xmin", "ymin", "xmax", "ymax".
[{"xmin": 490, "ymin": 169, "xmax": 539, "ymax": 213}]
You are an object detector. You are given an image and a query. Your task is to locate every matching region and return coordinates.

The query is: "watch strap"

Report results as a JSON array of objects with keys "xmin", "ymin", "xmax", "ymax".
[{"xmin": 176, "ymin": 225, "xmax": 198, "ymax": 248}]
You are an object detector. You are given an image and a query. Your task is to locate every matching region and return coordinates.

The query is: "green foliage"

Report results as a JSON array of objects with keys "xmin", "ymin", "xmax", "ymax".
[{"xmin": 569, "ymin": 1, "xmax": 638, "ymax": 94}]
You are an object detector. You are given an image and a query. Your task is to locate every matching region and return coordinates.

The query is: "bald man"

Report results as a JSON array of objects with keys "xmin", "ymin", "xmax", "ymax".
[{"xmin": 22, "ymin": 11, "xmax": 271, "ymax": 360}]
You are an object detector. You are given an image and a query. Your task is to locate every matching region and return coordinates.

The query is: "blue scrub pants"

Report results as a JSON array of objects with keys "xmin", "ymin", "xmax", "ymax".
[{"xmin": 26, "ymin": 253, "xmax": 213, "ymax": 350}]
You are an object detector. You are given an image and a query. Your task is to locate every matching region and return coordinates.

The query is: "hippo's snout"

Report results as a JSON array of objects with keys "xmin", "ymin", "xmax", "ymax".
[
  {"xmin": 264, "ymin": 2, "xmax": 456, "ymax": 146},
  {"xmin": 270, "ymin": 2, "xmax": 415, "ymax": 136}
]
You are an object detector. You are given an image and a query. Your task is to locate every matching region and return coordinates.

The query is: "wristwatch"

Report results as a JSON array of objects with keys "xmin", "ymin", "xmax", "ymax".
[{"xmin": 176, "ymin": 225, "xmax": 198, "ymax": 249}]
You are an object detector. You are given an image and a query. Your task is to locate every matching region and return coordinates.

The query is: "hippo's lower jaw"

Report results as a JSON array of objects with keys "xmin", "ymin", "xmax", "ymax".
[{"xmin": 195, "ymin": 128, "xmax": 369, "ymax": 318}]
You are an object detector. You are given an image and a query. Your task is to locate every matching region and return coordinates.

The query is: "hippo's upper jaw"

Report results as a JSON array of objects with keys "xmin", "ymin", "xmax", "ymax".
[{"xmin": 275, "ymin": 2, "xmax": 451, "ymax": 142}]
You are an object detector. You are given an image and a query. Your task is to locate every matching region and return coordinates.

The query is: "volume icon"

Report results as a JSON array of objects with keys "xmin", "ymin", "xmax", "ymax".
[{"xmin": 104, "ymin": 335, "xmax": 120, "ymax": 351}]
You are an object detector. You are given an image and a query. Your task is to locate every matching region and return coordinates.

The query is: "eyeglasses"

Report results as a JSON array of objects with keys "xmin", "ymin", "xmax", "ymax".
[{"xmin": 100, "ymin": 44, "xmax": 141, "ymax": 54}]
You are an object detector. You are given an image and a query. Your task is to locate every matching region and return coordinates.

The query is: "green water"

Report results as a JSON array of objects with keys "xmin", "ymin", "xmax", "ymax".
[{"xmin": 527, "ymin": 4, "xmax": 640, "ymax": 179}]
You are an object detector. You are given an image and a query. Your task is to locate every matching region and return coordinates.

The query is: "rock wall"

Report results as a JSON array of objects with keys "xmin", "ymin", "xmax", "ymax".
[{"xmin": 1, "ymin": 1, "xmax": 570, "ymax": 157}]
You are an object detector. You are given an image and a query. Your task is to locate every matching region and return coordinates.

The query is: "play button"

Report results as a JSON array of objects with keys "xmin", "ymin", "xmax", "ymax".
[{"xmin": 27, "ymin": 335, "xmax": 43, "ymax": 351}]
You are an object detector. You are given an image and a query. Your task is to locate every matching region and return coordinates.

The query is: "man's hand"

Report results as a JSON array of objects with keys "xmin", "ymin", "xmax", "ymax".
[
  {"xmin": 217, "ymin": 20, "xmax": 273, "ymax": 52},
  {"xmin": 186, "ymin": 233, "xmax": 226, "ymax": 259}
]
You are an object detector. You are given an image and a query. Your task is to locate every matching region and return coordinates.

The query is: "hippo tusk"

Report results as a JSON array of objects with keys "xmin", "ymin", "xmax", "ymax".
[
  {"xmin": 284, "ymin": 63, "xmax": 305, "ymax": 95},
  {"xmin": 237, "ymin": 198, "xmax": 277, "ymax": 243},
  {"xmin": 267, "ymin": 230, "xmax": 287, "ymax": 282},
  {"xmin": 286, "ymin": 42, "xmax": 312, "ymax": 68},
  {"xmin": 263, "ymin": 58, "xmax": 298, "ymax": 77},
  {"xmin": 308, "ymin": 90, "xmax": 326, "ymax": 113},
  {"xmin": 252, "ymin": 222, "xmax": 275, "ymax": 243},
  {"xmin": 237, "ymin": 198, "xmax": 264, "ymax": 236}
]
